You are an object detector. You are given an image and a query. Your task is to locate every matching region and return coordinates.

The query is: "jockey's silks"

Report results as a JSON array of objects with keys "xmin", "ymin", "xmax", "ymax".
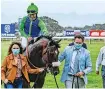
[
  {"xmin": 24, "ymin": 17, "xmax": 40, "ymax": 37},
  {"xmin": 20, "ymin": 16, "xmax": 48, "ymax": 38}
]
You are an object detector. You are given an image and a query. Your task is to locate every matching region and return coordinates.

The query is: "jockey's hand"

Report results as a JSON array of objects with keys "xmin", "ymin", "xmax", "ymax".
[
  {"xmin": 96, "ymin": 71, "xmax": 99, "ymax": 75},
  {"xmin": 39, "ymin": 68, "xmax": 44, "ymax": 72},
  {"xmin": 4, "ymin": 79, "xmax": 8, "ymax": 84},
  {"xmin": 28, "ymin": 37, "xmax": 33, "ymax": 42},
  {"xmin": 52, "ymin": 61, "xmax": 61, "ymax": 67}
]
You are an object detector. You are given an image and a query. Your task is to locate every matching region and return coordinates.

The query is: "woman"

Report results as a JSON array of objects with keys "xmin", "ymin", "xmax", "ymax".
[{"xmin": 1, "ymin": 42, "xmax": 44, "ymax": 88}]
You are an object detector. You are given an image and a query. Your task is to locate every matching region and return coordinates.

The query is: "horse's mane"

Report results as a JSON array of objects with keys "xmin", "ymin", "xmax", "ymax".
[
  {"xmin": 35, "ymin": 35, "xmax": 52, "ymax": 42},
  {"xmin": 35, "ymin": 35, "xmax": 60, "ymax": 48}
]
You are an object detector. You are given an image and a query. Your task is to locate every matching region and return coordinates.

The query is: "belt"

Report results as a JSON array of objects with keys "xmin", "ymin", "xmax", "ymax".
[
  {"xmin": 68, "ymin": 74, "xmax": 76, "ymax": 76},
  {"xmin": 15, "ymin": 76, "xmax": 22, "ymax": 79},
  {"xmin": 68, "ymin": 74, "xmax": 83, "ymax": 78}
]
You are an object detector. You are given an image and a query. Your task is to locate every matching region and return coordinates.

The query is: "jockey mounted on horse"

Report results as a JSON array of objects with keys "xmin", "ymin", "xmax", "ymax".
[{"xmin": 19, "ymin": 3, "xmax": 48, "ymax": 53}]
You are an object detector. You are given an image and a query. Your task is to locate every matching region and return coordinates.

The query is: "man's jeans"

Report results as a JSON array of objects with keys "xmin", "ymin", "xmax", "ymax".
[
  {"xmin": 4, "ymin": 77, "xmax": 23, "ymax": 88},
  {"xmin": 102, "ymin": 65, "xmax": 105, "ymax": 88}
]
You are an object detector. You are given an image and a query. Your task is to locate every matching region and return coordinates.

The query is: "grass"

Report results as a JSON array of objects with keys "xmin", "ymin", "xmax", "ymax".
[{"xmin": 1, "ymin": 40, "xmax": 105, "ymax": 88}]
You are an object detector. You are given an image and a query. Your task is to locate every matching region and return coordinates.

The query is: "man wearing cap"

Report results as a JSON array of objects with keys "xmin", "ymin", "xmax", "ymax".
[{"xmin": 20, "ymin": 3, "xmax": 48, "ymax": 49}]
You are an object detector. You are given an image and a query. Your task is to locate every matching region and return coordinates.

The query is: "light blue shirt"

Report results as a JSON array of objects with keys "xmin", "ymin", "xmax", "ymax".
[
  {"xmin": 58, "ymin": 46, "xmax": 92, "ymax": 84},
  {"xmin": 96, "ymin": 46, "xmax": 105, "ymax": 71},
  {"xmin": 71, "ymin": 50, "xmax": 77, "ymax": 68}
]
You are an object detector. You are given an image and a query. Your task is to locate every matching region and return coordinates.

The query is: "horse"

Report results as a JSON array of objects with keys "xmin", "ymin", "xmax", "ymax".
[{"xmin": 23, "ymin": 36, "xmax": 61, "ymax": 88}]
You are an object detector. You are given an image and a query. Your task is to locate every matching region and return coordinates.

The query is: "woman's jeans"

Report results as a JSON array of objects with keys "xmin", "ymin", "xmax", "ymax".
[
  {"xmin": 102, "ymin": 65, "xmax": 105, "ymax": 88},
  {"xmin": 4, "ymin": 77, "xmax": 23, "ymax": 88}
]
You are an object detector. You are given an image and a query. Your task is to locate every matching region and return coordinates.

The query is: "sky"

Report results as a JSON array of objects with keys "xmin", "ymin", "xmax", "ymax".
[{"xmin": 1, "ymin": 0, "xmax": 105, "ymax": 27}]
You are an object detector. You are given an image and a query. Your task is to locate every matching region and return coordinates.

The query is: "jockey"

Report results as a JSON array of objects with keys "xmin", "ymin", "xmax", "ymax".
[{"xmin": 20, "ymin": 3, "xmax": 48, "ymax": 50}]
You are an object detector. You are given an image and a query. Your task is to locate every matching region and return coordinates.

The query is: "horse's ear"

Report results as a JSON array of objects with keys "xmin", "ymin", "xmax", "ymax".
[
  {"xmin": 55, "ymin": 39, "xmax": 61, "ymax": 43},
  {"xmin": 47, "ymin": 41, "xmax": 51, "ymax": 46}
]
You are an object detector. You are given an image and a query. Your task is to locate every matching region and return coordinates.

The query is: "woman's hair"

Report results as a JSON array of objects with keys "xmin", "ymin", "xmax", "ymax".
[{"xmin": 8, "ymin": 42, "xmax": 23, "ymax": 55}]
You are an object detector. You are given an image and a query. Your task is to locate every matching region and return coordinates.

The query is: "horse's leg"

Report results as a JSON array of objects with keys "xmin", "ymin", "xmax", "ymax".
[
  {"xmin": 33, "ymin": 77, "xmax": 45, "ymax": 88},
  {"xmin": 33, "ymin": 72, "xmax": 46, "ymax": 88}
]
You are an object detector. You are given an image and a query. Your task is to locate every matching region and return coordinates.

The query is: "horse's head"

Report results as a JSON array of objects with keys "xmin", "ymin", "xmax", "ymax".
[
  {"xmin": 45, "ymin": 39, "xmax": 60, "ymax": 75},
  {"xmin": 29, "ymin": 36, "xmax": 61, "ymax": 76}
]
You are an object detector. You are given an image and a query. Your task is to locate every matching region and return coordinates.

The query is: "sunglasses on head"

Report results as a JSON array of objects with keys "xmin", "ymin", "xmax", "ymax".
[{"xmin": 27, "ymin": 10, "xmax": 36, "ymax": 13}]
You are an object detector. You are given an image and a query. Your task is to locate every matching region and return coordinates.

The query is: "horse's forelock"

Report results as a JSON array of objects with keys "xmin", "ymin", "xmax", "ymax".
[{"xmin": 49, "ymin": 40, "xmax": 60, "ymax": 48}]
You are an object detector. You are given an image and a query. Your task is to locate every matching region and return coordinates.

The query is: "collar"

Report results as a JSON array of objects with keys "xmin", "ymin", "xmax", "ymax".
[
  {"xmin": 9, "ymin": 54, "xmax": 26, "ymax": 67},
  {"xmin": 9, "ymin": 53, "xmax": 25, "ymax": 60}
]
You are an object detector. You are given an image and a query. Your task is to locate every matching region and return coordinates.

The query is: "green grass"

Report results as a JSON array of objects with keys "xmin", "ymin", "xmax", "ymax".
[{"xmin": 1, "ymin": 40, "xmax": 105, "ymax": 88}]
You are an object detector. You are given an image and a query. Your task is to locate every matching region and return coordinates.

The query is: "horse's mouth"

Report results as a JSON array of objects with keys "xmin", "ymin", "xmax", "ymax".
[
  {"xmin": 53, "ymin": 71, "xmax": 59, "ymax": 75},
  {"xmin": 49, "ymin": 67, "xmax": 59, "ymax": 76}
]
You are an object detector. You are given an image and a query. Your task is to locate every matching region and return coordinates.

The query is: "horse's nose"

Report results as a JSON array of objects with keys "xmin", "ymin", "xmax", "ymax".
[{"xmin": 54, "ymin": 71, "xmax": 59, "ymax": 76}]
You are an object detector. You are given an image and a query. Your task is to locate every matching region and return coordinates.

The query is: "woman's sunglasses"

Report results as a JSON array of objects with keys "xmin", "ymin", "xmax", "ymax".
[{"xmin": 27, "ymin": 10, "xmax": 36, "ymax": 13}]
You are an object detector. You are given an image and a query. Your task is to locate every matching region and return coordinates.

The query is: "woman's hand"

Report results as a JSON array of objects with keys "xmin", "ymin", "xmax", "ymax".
[
  {"xmin": 39, "ymin": 68, "xmax": 44, "ymax": 72},
  {"xmin": 4, "ymin": 79, "xmax": 8, "ymax": 84}
]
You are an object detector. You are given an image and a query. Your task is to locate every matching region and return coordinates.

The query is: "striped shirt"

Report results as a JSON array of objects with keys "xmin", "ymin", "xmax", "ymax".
[{"xmin": 16, "ymin": 58, "xmax": 22, "ymax": 78}]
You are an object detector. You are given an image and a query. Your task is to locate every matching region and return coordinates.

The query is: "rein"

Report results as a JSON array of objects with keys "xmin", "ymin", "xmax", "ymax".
[
  {"xmin": 46, "ymin": 46, "xmax": 59, "ymax": 89},
  {"xmin": 53, "ymin": 73, "xmax": 59, "ymax": 89},
  {"xmin": 26, "ymin": 45, "xmax": 39, "ymax": 69}
]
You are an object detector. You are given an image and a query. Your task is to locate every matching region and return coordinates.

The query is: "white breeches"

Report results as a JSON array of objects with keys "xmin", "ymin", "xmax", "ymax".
[{"xmin": 21, "ymin": 37, "xmax": 28, "ymax": 49}]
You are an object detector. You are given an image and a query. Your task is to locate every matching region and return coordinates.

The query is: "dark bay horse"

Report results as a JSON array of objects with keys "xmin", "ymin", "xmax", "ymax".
[{"xmin": 26, "ymin": 36, "xmax": 60, "ymax": 88}]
